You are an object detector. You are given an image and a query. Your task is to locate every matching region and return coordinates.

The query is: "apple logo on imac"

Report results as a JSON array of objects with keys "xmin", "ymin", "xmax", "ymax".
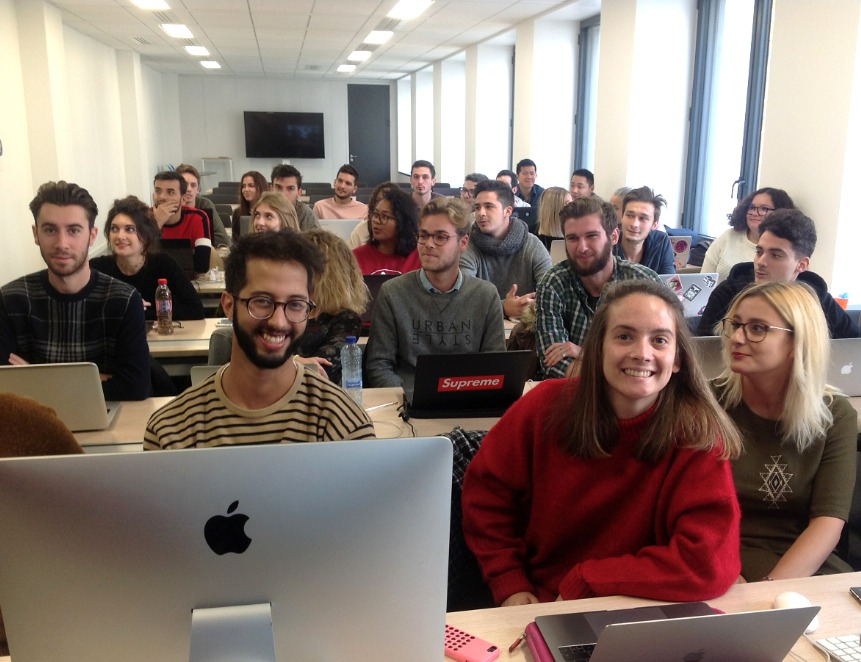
[{"xmin": 204, "ymin": 501, "xmax": 252, "ymax": 555}]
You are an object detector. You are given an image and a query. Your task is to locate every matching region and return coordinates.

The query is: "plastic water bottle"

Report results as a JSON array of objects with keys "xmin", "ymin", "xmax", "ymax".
[
  {"xmin": 155, "ymin": 278, "xmax": 173, "ymax": 335},
  {"xmin": 340, "ymin": 336, "xmax": 362, "ymax": 406}
]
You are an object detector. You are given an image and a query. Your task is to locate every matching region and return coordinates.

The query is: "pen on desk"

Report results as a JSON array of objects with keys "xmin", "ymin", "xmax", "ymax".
[
  {"xmin": 509, "ymin": 632, "xmax": 526, "ymax": 652},
  {"xmin": 364, "ymin": 401, "xmax": 397, "ymax": 412}
]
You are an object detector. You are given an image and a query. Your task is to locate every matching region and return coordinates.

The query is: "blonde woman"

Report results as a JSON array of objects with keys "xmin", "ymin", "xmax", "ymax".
[
  {"xmin": 715, "ymin": 280, "xmax": 856, "ymax": 581},
  {"xmin": 295, "ymin": 230, "xmax": 369, "ymax": 384},
  {"xmin": 536, "ymin": 186, "xmax": 573, "ymax": 250},
  {"xmin": 251, "ymin": 191, "xmax": 299, "ymax": 234}
]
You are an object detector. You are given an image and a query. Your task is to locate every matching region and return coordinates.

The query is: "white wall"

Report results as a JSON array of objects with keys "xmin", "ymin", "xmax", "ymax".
[
  {"xmin": 469, "ymin": 44, "xmax": 514, "ymax": 178},
  {"xmin": 175, "ymin": 75, "xmax": 392, "ymax": 187},
  {"xmin": 435, "ymin": 59, "xmax": 466, "ymax": 186}
]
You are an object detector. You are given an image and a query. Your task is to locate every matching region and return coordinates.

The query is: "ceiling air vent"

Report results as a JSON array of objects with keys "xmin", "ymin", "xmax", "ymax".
[
  {"xmin": 305, "ymin": 65, "xmax": 321, "ymax": 71},
  {"xmin": 374, "ymin": 18, "xmax": 403, "ymax": 31},
  {"xmin": 133, "ymin": 37, "xmax": 152, "ymax": 46}
]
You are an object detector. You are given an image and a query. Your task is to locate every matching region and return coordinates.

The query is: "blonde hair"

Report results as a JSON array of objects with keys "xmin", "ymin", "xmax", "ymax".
[
  {"xmin": 537, "ymin": 187, "xmax": 572, "ymax": 238},
  {"xmin": 302, "ymin": 229, "xmax": 369, "ymax": 316},
  {"xmin": 252, "ymin": 192, "xmax": 299, "ymax": 232},
  {"xmin": 715, "ymin": 281, "xmax": 836, "ymax": 452}
]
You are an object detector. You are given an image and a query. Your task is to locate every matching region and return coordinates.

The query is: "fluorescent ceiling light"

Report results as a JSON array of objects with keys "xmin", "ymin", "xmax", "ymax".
[
  {"xmin": 160, "ymin": 23, "xmax": 194, "ymax": 39},
  {"xmin": 200, "ymin": 61, "xmax": 221, "ymax": 69},
  {"xmin": 348, "ymin": 51, "xmax": 372, "ymax": 62},
  {"xmin": 387, "ymin": 0, "xmax": 433, "ymax": 20},
  {"xmin": 337, "ymin": 64, "xmax": 357, "ymax": 73},
  {"xmin": 364, "ymin": 31, "xmax": 393, "ymax": 45},
  {"xmin": 131, "ymin": 0, "xmax": 170, "ymax": 9},
  {"xmin": 185, "ymin": 45, "xmax": 210, "ymax": 56}
]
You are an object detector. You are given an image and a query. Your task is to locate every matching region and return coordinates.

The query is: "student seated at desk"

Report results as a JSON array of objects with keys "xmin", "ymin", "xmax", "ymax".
[
  {"xmin": 462, "ymin": 280, "xmax": 743, "ymax": 606},
  {"xmin": 144, "ymin": 232, "xmax": 373, "ymax": 450},
  {"xmin": 352, "ymin": 184, "xmax": 421, "ymax": 276},
  {"xmin": 90, "ymin": 196, "xmax": 205, "ymax": 321},
  {"xmin": 251, "ymin": 192, "xmax": 299, "ymax": 234},
  {"xmin": 714, "ymin": 281, "xmax": 856, "ymax": 581}
]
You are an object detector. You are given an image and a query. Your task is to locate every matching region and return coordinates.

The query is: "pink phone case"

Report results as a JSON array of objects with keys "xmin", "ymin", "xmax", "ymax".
[{"xmin": 444, "ymin": 624, "xmax": 500, "ymax": 662}]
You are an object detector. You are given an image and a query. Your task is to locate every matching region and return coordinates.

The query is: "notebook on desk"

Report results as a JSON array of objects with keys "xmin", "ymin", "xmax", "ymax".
[
  {"xmin": 0, "ymin": 362, "xmax": 119, "ymax": 431},
  {"xmin": 534, "ymin": 603, "xmax": 819, "ymax": 662},
  {"xmin": 405, "ymin": 350, "xmax": 532, "ymax": 419}
]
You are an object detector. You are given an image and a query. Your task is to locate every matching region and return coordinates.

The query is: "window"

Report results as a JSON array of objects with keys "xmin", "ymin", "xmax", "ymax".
[
  {"xmin": 682, "ymin": 0, "xmax": 772, "ymax": 237},
  {"xmin": 574, "ymin": 15, "xmax": 600, "ymax": 169}
]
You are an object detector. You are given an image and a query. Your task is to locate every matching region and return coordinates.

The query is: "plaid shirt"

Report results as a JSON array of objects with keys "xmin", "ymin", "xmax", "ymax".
[{"xmin": 535, "ymin": 256, "xmax": 661, "ymax": 378}]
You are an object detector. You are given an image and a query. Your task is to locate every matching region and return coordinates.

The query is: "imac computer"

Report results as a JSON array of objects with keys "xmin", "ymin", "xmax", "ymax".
[{"xmin": 0, "ymin": 437, "xmax": 453, "ymax": 661}]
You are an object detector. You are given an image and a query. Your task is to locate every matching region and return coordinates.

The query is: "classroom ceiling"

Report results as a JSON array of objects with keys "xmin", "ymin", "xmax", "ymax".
[{"xmin": 45, "ymin": 0, "xmax": 599, "ymax": 80}]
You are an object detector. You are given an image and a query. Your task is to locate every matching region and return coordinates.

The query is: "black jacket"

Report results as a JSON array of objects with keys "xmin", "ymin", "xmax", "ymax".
[{"xmin": 696, "ymin": 262, "xmax": 861, "ymax": 339}]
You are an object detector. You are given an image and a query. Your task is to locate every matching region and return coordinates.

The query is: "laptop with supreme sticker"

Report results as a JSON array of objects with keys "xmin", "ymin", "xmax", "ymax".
[{"xmin": 405, "ymin": 350, "xmax": 532, "ymax": 419}]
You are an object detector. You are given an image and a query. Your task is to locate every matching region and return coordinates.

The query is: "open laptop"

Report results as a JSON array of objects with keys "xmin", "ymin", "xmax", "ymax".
[
  {"xmin": 661, "ymin": 272, "xmax": 719, "ymax": 318},
  {"xmin": 536, "ymin": 603, "xmax": 819, "ymax": 662},
  {"xmin": 0, "ymin": 362, "xmax": 119, "ymax": 431},
  {"xmin": 828, "ymin": 338, "xmax": 861, "ymax": 396},
  {"xmin": 360, "ymin": 273, "xmax": 400, "ymax": 331},
  {"xmin": 406, "ymin": 350, "xmax": 532, "ymax": 419},
  {"xmin": 159, "ymin": 237, "xmax": 196, "ymax": 279},
  {"xmin": 0, "ymin": 437, "xmax": 452, "ymax": 661},
  {"xmin": 670, "ymin": 235, "xmax": 692, "ymax": 269}
]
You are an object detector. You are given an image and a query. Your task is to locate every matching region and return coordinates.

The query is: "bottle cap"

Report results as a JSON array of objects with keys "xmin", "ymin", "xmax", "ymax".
[
  {"xmin": 157, "ymin": 278, "xmax": 167, "ymax": 285},
  {"xmin": 345, "ymin": 336, "xmax": 357, "ymax": 343}
]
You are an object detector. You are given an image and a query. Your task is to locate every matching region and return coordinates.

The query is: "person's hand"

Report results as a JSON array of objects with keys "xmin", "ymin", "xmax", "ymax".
[
  {"xmin": 8, "ymin": 353, "xmax": 29, "ymax": 366},
  {"xmin": 142, "ymin": 300, "xmax": 151, "ymax": 311},
  {"xmin": 295, "ymin": 356, "xmax": 332, "ymax": 379},
  {"xmin": 502, "ymin": 284, "xmax": 535, "ymax": 318},
  {"xmin": 152, "ymin": 198, "xmax": 179, "ymax": 228},
  {"xmin": 501, "ymin": 591, "xmax": 539, "ymax": 607},
  {"xmin": 543, "ymin": 341, "xmax": 580, "ymax": 367}
]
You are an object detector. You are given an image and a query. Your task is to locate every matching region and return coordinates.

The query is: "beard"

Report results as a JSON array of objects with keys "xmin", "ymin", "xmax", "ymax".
[
  {"xmin": 569, "ymin": 239, "xmax": 613, "ymax": 277},
  {"xmin": 232, "ymin": 315, "xmax": 300, "ymax": 370},
  {"xmin": 41, "ymin": 246, "xmax": 88, "ymax": 279}
]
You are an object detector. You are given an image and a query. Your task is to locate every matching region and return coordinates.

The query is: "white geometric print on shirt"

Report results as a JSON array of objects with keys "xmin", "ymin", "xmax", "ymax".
[{"xmin": 759, "ymin": 455, "xmax": 794, "ymax": 509}]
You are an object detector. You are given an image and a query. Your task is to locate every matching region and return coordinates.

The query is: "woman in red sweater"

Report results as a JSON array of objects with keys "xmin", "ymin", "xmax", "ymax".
[
  {"xmin": 462, "ymin": 279, "xmax": 743, "ymax": 606},
  {"xmin": 352, "ymin": 184, "xmax": 420, "ymax": 275}
]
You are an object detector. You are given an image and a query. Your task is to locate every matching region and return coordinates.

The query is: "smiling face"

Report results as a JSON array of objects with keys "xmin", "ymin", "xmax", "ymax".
[
  {"xmin": 726, "ymin": 295, "xmax": 794, "ymax": 383},
  {"xmin": 569, "ymin": 175, "xmax": 593, "ymax": 199},
  {"xmin": 253, "ymin": 204, "xmax": 284, "ymax": 233},
  {"xmin": 517, "ymin": 165, "xmax": 536, "ymax": 191},
  {"xmin": 333, "ymin": 171, "xmax": 358, "ymax": 201},
  {"xmin": 621, "ymin": 201, "xmax": 657, "ymax": 245},
  {"xmin": 746, "ymin": 192, "xmax": 775, "ymax": 237},
  {"xmin": 602, "ymin": 293, "xmax": 681, "ymax": 419},
  {"xmin": 222, "ymin": 258, "xmax": 309, "ymax": 370},
  {"xmin": 32, "ymin": 203, "xmax": 97, "ymax": 288},
  {"xmin": 109, "ymin": 214, "xmax": 144, "ymax": 258},
  {"xmin": 563, "ymin": 212, "xmax": 618, "ymax": 277},
  {"xmin": 474, "ymin": 190, "xmax": 511, "ymax": 239},
  {"xmin": 241, "ymin": 176, "xmax": 260, "ymax": 203}
]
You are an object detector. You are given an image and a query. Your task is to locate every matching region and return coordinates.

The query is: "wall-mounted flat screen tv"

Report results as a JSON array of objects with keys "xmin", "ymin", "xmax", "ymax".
[{"xmin": 244, "ymin": 111, "xmax": 325, "ymax": 159}]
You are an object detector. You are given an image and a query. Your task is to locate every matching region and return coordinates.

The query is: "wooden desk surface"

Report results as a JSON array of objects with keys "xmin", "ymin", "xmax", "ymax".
[
  {"xmin": 1, "ymin": 573, "xmax": 857, "ymax": 661},
  {"xmin": 447, "ymin": 572, "xmax": 861, "ymax": 661},
  {"xmin": 73, "ymin": 386, "xmax": 504, "ymax": 449},
  {"xmin": 147, "ymin": 318, "xmax": 221, "ymax": 358}
]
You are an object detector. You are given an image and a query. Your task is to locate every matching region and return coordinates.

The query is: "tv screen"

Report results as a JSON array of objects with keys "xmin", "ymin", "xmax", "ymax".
[{"xmin": 244, "ymin": 111, "xmax": 325, "ymax": 159}]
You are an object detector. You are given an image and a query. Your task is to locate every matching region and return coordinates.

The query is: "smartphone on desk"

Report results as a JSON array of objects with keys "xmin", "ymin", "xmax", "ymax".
[{"xmin": 850, "ymin": 587, "xmax": 861, "ymax": 605}]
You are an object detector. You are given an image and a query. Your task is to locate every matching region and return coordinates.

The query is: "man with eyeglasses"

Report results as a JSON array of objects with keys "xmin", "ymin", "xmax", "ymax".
[
  {"xmin": 460, "ymin": 172, "xmax": 489, "ymax": 204},
  {"xmin": 365, "ymin": 197, "xmax": 505, "ymax": 393},
  {"xmin": 144, "ymin": 232, "xmax": 374, "ymax": 450},
  {"xmin": 697, "ymin": 210, "xmax": 860, "ymax": 338},
  {"xmin": 461, "ymin": 180, "xmax": 551, "ymax": 318}
]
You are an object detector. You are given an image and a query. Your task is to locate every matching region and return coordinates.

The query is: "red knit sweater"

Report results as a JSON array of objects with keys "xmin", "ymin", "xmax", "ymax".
[
  {"xmin": 461, "ymin": 379, "xmax": 741, "ymax": 605},
  {"xmin": 352, "ymin": 244, "xmax": 420, "ymax": 276}
]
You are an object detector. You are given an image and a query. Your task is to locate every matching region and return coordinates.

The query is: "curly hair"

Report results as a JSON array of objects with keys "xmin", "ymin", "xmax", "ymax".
[
  {"xmin": 367, "ymin": 183, "xmax": 419, "ymax": 256},
  {"xmin": 104, "ymin": 195, "xmax": 160, "ymax": 255},
  {"xmin": 728, "ymin": 187, "xmax": 795, "ymax": 232}
]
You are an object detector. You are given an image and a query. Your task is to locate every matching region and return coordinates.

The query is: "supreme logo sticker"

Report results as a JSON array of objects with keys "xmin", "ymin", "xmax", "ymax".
[{"xmin": 437, "ymin": 375, "xmax": 505, "ymax": 392}]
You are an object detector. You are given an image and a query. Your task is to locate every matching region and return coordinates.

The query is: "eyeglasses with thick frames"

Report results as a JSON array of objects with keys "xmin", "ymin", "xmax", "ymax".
[
  {"xmin": 233, "ymin": 295, "xmax": 316, "ymax": 322},
  {"xmin": 370, "ymin": 211, "xmax": 397, "ymax": 225},
  {"xmin": 417, "ymin": 231, "xmax": 457, "ymax": 246},
  {"xmin": 746, "ymin": 205, "xmax": 775, "ymax": 217},
  {"xmin": 459, "ymin": 187, "xmax": 475, "ymax": 198},
  {"xmin": 721, "ymin": 318, "xmax": 793, "ymax": 343}
]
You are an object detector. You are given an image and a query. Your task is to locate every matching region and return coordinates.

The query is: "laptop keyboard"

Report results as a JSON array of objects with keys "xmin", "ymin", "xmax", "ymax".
[
  {"xmin": 558, "ymin": 644, "xmax": 596, "ymax": 661},
  {"xmin": 814, "ymin": 635, "xmax": 861, "ymax": 661}
]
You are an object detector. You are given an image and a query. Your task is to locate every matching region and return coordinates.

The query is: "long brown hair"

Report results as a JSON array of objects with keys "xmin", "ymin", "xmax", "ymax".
[{"xmin": 554, "ymin": 280, "xmax": 741, "ymax": 461}]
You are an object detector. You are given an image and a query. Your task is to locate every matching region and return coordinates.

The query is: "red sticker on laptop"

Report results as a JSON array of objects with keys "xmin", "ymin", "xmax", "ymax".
[{"xmin": 437, "ymin": 375, "xmax": 505, "ymax": 392}]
